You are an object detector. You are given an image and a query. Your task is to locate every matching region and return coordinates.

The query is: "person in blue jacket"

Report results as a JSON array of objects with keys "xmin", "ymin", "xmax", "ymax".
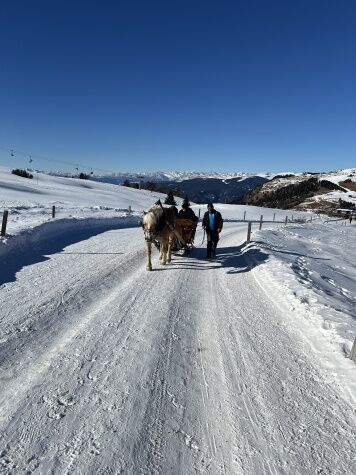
[{"xmin": 202, "ymin": 203, "xmax": 223, "ymax": 258}]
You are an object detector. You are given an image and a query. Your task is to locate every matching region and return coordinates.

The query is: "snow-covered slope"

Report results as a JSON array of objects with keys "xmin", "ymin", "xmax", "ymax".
[
  {"xmin": 0, "ymin": 166, "xmax": 169, "ymax": 210},
  {"xmin": 1, "ymin": 166, "xmax": 356, "ymax": 473},
  {"xmin": 305, "ymin": 168, "xmax": 356, "ymax": 210},
  {"xmin": 242, "ymin": 168, "xmax": 356, "ymax": 212},
  {"xmin": 323, "ymin": 168, "xmax": 356, "ymax": 184},
  {"xmin": 0, "ymin": 166, "xmax": 175, "ymax": 236}
]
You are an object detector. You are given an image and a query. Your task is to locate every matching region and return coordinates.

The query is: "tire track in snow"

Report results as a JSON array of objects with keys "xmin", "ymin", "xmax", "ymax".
[
  {"xmin": 1, "ymin": 237, "xmax": 211, "ymax": 473},
  {"xmin": 0, "ymin": 249, "xmax": 162, "ymax": 472},
  {"xmin": 0, "ymin": 231, "xmax": 146, "ymax": 426},
  {"xmin": 131, "ymin": 274, "xmax": 189, "ymax": 474},
  {"xmin": 212, "ymin": 233, "xmax": 356, "ymax": 474},
  {"xmin": 0, "ymin": 254, "xmax": 144, "ymax": 426},
  {"xmin": 1, "ymin": 223, "xmax": 355, "ymax": 473}
]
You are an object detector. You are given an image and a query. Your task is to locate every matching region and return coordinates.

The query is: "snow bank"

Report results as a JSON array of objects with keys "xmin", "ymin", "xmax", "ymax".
[
  {"xmin": 0, "ymin": 215, "xmax": 140, "ymax": 265},
  {"xmin": 250, "ymin": 221, "xmax": 356, "ymax": 396}
]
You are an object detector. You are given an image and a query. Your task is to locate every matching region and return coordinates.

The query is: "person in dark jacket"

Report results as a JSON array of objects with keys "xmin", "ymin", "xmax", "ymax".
[
  {"xmin": 178, "ymin": 199, "xmax": 198, "ymax": 241},
  {"xmin": 178, "ymin": 200, "xmax": 198, "ymax": 223},
  {"xmin": 202, "ymin": 203, "xmax": 223, "ymax": 258}
]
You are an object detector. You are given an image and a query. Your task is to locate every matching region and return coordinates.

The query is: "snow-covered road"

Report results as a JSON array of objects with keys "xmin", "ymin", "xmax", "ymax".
[{"xmin": 0, "ymin": 223, "xmax": 355, "ymax": 474}]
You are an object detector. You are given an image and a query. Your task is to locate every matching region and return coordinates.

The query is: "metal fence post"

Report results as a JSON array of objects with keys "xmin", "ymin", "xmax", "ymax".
[
  {"xmin": 259, "ymin": 215, "xmax": 263, "ymax": 230},
  {"xmin": 273, "ymin": 212, "xmax": 275, "ymax": 222},
  {"xmin": 243, "ymin": 210, "xmax": 246, "ymax": 221},
  {"xmin": 246, "ymin": 222, "xmax": 252, "ymax": 243},
  {"xmin": 350, "ymin": 338, "xmax": 356, "ymax": 363},
  {"xmin": 285, "ymin": 216, "xmax": 288, "ymax": 225},
  {"xmin": 52, "ymin": 205, "xmax": 56, "ymax": 218},
  {"xmin": 1, "ymin": 210, "xmax": 8, "ymax": 237}
]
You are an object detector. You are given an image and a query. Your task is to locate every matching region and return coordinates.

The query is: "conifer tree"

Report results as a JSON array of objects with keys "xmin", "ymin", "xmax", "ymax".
[
  {"xmin": 164, "ymin": 190, "xmax": 177, "ymax": 206},
  {"xmin": 183, "ymin": 194, "xmax": 190, "ymax": 206}
]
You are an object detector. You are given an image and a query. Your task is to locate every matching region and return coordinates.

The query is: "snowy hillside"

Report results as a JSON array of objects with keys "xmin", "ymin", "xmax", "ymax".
[
  {"xmin": 241, "ymin": 168, "xmax": 356, "ymax": 212},
  {"xmin": 0, "ymin": 166, "xmax": 175, "ymax": 236},
  {"xmin": 305, "ymin": 168, "xmax": 356, "ymax": 210},
  {"xmin": 0, "ymin": 166, "xmax": 356, "ymax": 473},
  {"xmin": 324, "ymin": 167, "xmax": 356, "ymax": 184}
]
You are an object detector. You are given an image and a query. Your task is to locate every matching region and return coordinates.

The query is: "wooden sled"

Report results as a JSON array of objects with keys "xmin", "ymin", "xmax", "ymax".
[{"xmin": 172, "ymin": 218, "xmax": 196, "ymax": 252}]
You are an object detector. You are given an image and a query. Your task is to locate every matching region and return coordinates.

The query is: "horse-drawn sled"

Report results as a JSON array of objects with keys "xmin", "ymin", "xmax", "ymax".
[{"xmin": 141, "ymin": 201, "xmax": 197, "ymax": 270}]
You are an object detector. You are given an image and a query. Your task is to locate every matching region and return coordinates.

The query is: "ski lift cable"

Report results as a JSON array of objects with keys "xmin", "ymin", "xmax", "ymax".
[{"xmin": 0, "ymin": 146, "xmax": 117, "ymax": 175}]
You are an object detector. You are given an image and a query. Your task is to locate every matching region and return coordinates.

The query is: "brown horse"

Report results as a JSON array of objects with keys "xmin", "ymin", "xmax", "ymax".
[{"xmin": 141, "ymin": 204, "xmax": 177, "ymax": 271}]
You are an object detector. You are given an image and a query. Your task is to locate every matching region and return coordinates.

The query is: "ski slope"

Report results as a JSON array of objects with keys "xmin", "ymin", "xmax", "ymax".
[{"xmin": 1, "ymin": 167, "xmax": 355, "ymax": 473}]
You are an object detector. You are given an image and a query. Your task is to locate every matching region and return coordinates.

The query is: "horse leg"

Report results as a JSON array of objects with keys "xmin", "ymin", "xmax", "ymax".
[
  {"xmin": 167, "ymin": 234, "xmax": 173, "ymax": 263},
  {"xmin": 146, "ymin": 241, "xmax": 152, "ymax": 271},
  {"xmin": 161, "ymin": 241, "xmax": 167, "ymax": 265}
]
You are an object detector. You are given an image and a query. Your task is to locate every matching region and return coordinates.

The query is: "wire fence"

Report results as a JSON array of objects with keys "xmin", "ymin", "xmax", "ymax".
[{"xmin": 1, "ymin": 203, "xmax": 354, "ymax": 240}]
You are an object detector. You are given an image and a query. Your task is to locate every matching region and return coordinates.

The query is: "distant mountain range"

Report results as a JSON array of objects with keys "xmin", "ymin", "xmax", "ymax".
[
  {"xmin": 48, "ymin": 167, "xmax": 356, "ymax": 212},
  {"xmin": 90, "ymin": 170, "xmax": 275, "ymax": 184},
  {"xmin": 161, "ymin": 176, "xmax": 270, "ymax": 204},
  {"xmin": 89, "ymin": 171, "xmax": 275, "ymax": 204}
]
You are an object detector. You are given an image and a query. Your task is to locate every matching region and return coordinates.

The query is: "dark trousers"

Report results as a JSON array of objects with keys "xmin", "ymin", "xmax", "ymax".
[{"xmin": 206, "ymin": 230, "xmax": 219, "ymax": 257}]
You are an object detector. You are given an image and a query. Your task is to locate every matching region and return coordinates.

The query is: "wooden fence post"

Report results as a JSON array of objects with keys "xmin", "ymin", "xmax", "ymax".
[
  {"xmin": 285, "ymin": 216, "xmax": 288, "ymax": 225},
  {"xmin": 273, "ymin": 213, "xmax": 275, "ymax": 222},
  {"xmin": 52, "ymin": 205, "xmax": 56, "ymax": 218},
  {"xmin": 243, "ymin": 211, "xmax": 246, "ymax": 221},
  {"xmin": 1, "ymin": 210, "xmax": 8, "ymax": 237},
  {"xmin": 259, "ymin": 215, "xmax": 263, "ymax": 230},
  {"xmin": 350, "ymin": 338, "xmax": 356, "ymax": 363},
  {"xmin": 246, "ymin": 222, "xmax": 252, "ymax": 243},
  {"xmin": 198, "ymin": 209, "xmax": 201, "ymax": 220}
]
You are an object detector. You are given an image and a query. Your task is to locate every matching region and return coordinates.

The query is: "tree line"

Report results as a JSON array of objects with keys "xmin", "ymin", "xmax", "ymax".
[{"xmin": 121, "ymin": 180, "xmax": 181, "ymax": 197}]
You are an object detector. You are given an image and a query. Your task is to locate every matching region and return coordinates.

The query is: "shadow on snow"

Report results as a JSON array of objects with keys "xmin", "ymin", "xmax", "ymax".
[
  {"xmin": 153, "ymin": 243, "xmax": 269, "ymax": 274},
  {"xmin": 0, "ymin": 226, "xmax": 130, "ymax": 287}
]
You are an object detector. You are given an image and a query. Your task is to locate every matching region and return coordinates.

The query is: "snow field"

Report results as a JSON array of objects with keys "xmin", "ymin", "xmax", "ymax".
[
  {"xmin": 253, "ymin": 223, "xmax": 356, "ymax": 351},
  {"xmin": 0, "ymin": 166, "xmax": 173, "ymax": 238},
  {"xmin": 1, "ymin": 166, "xmax": 356, "ymax": 473}
]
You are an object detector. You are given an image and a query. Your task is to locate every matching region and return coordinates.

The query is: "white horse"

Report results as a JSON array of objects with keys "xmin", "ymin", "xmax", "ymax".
[{"xmin": 141, "ymin": 203, "xmax": 177, "ymax": 271}]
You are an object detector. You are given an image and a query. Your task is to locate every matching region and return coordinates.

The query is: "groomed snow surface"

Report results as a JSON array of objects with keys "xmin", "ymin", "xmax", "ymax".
[{"xmin": 0, "ymin": 168, "xmax": 355, "ymax": 474}]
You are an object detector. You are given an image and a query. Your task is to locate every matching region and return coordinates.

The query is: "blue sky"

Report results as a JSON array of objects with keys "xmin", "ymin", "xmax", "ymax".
[{"xmin": 0, "ymin": 0, "xmax": 355, "ymax": 174}]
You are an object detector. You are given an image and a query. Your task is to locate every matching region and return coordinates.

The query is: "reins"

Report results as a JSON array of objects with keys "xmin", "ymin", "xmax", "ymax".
[{"xmin": 198, "ymin": 228, "xmax": 206, "ymax": 247}]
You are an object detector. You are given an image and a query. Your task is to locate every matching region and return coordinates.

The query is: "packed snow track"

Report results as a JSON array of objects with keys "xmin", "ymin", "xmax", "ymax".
[{"xmin": 0, "ymin": 223, "xmax": 355, "ymax": 474}]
